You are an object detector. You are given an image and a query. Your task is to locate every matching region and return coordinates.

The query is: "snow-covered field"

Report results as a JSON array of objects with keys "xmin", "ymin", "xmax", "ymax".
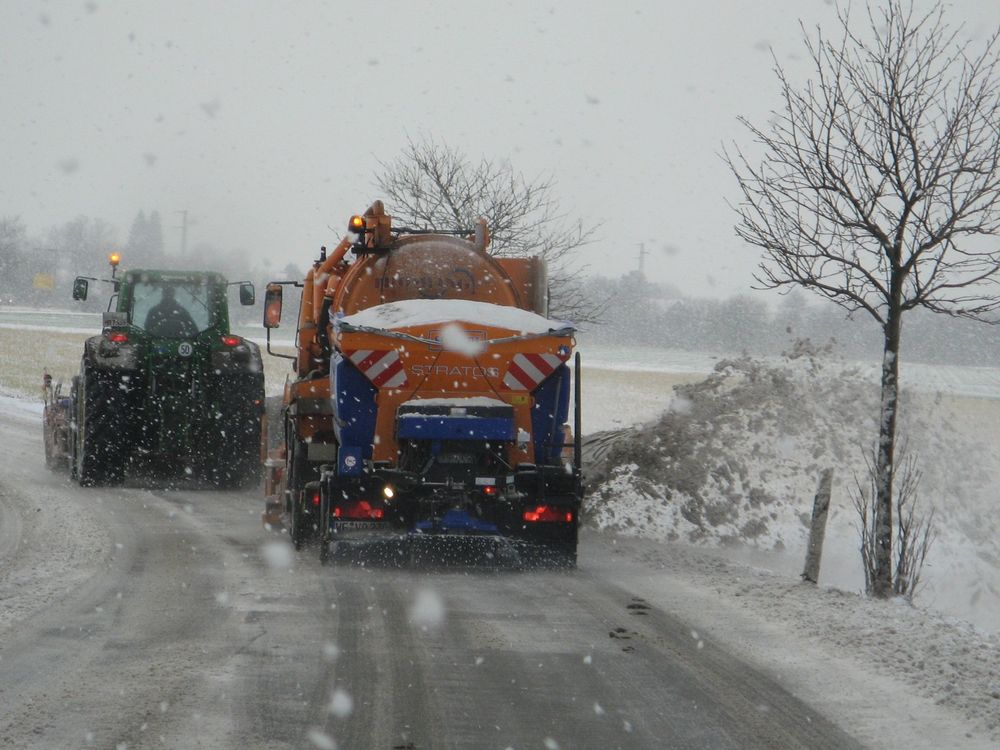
[
  {"xmin": 2, "ymin": 316, "xmax": 1000, "ymax": 745},
  {"xmin": 584, "ymin": 353, "xmax": 1000, "ymax": 630},
  {"xmin": 580, "ymin": 341, "xmax": 1000, "ymax": 405}
]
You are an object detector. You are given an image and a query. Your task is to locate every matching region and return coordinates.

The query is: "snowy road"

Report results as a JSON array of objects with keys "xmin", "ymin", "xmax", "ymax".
[{"xmin": 0, "ymin": 411, "xmax": 868, "ymax": 749}]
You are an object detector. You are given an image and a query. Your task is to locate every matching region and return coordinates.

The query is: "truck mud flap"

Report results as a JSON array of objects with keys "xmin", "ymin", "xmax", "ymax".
[
  {"xmin": 322, "ymin": 531, "xmax": 576, "ymax": 570},
  {"xmin": 323, "ymin": 532, "xmax": 522, "ymax": 569}
]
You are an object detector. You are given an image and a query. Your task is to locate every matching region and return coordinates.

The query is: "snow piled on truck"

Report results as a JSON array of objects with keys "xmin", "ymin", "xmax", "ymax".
[{"xmin": 338, "ymin": 298, "xmax": 574, "ymax": 334}]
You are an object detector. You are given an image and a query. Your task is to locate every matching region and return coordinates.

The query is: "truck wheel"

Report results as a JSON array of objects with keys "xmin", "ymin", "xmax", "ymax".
[
  {"xmin": 287, "ymin": 441, "xmax": 317, "ymax": 549},
  {"xmin": 318, "ymin": 483, "xmax": 332, "ymax": 565},
  {"xmin": 76, "ymin": 367, "xmax": 127, "ymax": 486},
  {"xmin": 289, "ymin": 494, "xmax": 307, "ymax": 550}
]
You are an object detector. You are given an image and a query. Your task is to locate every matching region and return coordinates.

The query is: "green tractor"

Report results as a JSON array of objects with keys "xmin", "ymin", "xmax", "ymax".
[{"xmin": 69, "ymin": 255, "xmax": 264, "ymax": 487}]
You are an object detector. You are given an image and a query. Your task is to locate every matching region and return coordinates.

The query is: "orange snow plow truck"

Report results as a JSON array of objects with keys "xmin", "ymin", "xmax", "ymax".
[{"xmin": 261, "ymin": 201, "xmax": 582, "ymax": 565}]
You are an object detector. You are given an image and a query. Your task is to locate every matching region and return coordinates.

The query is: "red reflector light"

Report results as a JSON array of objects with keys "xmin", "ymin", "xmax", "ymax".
[
  {"xmin": 333, "ymin": 499, "xmax": 384, "ymax": 520},
  {"xmin": 221, "ymin": 335, "xmax": 242, "ymax": 346},
  {"xmin": 107, "ymin": 331, "xmax": 129, "ymax": 344},
  {"xmin": 312, "ymin": 490, "xmax": 321, "ymax": 507},
  {"xmin": 523, "ymin": 505, "xmax": 574, "ymax": 523}
]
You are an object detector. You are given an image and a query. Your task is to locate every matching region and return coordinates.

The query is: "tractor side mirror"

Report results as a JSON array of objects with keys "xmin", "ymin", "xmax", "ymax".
[
  {"xmin": 72, "ymin": 277, "xmax": 89, "ymax": 301},
  {"xmin": 263, "ymin": 284, "xmax": 283, "ymax": 328},
  {"xmin": 239, "ymin": 282, "xmax": 255, "ymax": 306}
]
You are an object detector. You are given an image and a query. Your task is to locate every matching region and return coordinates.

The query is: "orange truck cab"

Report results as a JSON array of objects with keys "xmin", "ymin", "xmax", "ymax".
[{"xmin": 262, "ymin": 201, "xmax": 581, "ymax": 565}]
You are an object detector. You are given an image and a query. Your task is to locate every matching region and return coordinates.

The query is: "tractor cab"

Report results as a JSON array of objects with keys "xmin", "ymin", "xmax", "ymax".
[{"xmin": 124, "ymin": 275, "xmax": 225, "ymax": 339}]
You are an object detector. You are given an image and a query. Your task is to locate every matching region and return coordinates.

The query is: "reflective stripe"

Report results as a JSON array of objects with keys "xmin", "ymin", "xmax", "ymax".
[
  {"xmin": 503, "ymin": 352, "xmax": 563, "ymax": 390},
  {"xmin": 344, "ymin": 349, "xmax": 409, "ymax": 389},
  {"xmin": 371, "ymin": 356, "xmax": 406, "ymax": 388}
]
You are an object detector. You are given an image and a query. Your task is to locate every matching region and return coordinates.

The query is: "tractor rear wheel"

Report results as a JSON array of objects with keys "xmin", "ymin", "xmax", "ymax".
[
  {"xmin": 207, "ymin": 410, "xmax": 262, "ymax": 489},
  {"xmin": 75, "ymin": 366, "xmax": 127, "ymax": 486},
  {"xmin": 201, "ymin": 376, "xmax": 263, "ymax": 489}
]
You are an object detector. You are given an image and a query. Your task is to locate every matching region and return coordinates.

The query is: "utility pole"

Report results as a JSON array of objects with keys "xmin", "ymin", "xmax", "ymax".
[
  {"xmin": 638, "ymin": 243, "xmax": 649, "ymax": 276},
  {"xmin": 175, "ymin": 209, "xmax": 188, "ymax": 256}
]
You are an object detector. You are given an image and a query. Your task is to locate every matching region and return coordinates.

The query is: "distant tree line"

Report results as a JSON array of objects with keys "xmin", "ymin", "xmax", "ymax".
[
  {"xmin": 0, "ymin": 211, "xmax": 303, "ymax": 321},
  {"xmin": 576, "ymin": 271, "xmax": 1000, "ymax": 367},
  {"xmin": 4, "ymin": 211, "xmax": 998, "ymax": 367}
]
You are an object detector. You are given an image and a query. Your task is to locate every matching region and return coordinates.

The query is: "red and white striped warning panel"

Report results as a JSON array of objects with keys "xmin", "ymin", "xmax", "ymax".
[
  {"xmin": 345, "ymin": 349, "xmax": 408, "ymax": 388},
  {"xmin": 502, "ymin": 352, "xmax": 565, "ymax": 391}
]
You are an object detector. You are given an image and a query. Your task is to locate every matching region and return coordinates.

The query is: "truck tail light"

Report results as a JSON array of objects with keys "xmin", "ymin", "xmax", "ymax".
[
  {"xmin": 221, "ymin": 335, "xmax": 242, "ymax": 347},
  {"xmin": 333, "ymin": 500, "xmax": 384, "ymax": 520},
  {"xmin": 523, "ymin": 505, "xmax": 573, "ymax": 523},
  {"xmin": 107, "ymin": 331, "xmax": 129, "ymax": 344}
]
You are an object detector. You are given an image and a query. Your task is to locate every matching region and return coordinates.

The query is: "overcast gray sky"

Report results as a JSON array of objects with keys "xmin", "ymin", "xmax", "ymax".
[{"xmin": 3, "ymin": 1, "xmax": 999, "ymax": 297}]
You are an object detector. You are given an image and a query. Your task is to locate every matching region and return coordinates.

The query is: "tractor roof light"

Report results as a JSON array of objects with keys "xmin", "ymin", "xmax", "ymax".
[
  {"xmin": 108, "ymin": 252, "xmax": 121, "ymax": 267},
  {"xmin": 349, "ymin": 215, "xmax": 366, "ymax": 234}
]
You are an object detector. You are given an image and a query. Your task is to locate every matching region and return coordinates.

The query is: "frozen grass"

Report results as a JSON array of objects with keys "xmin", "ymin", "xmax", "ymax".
[
  {"xmin": 581, "ymin": 368, "xmax": 703, "ymax": 433},
  {"xmin": 0, "ymin": 329, "xmax": 82, "ymax": 396}
]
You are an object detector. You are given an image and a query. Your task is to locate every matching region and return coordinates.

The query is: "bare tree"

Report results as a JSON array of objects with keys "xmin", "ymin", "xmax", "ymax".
[
  {"xmin": 852, "ymin": 447, "xmax": 935, "ymax": 601},
  {"xmin": 726, "ymin": 1, "xmax": 1000, "ymax": 597},
  {"xmin": 47, "ymin": 215, "xmax": 121, "ymax": 302},
  {"xmin": 374, "ymin": 136, "xmax": 601, "ymax": 322}
]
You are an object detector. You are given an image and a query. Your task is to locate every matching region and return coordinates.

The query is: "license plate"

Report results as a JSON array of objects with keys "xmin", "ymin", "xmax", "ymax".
[
  {"xmin": 334, "ymin": 520, "xmax": 383, "ymax": 530},
  {"xmin": 438, "ymin": 453, "xmax": 474, "ymax": 464}
]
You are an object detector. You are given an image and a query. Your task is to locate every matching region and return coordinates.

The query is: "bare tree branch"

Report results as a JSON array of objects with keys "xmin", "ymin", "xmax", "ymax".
[{"xmin": 373, "ymin": 136, "xmax": 603, "ymax": 322}]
